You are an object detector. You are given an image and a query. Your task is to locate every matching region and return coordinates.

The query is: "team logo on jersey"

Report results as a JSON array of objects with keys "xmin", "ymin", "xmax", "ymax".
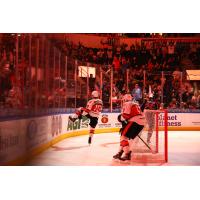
[{"xmin": 101, "ymin": 114, "xmax": 108, "ymax": 123}]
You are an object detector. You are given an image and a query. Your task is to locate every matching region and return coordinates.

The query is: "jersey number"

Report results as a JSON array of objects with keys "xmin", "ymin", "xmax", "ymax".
[{"xmin": 92, "ymin": 104, "xmax": 102, "ymax": 112}]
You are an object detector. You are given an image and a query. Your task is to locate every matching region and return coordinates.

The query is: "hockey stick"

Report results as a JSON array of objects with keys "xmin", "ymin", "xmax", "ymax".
[{"xmin": 137, "ymin": 134, "xmax": 156, "ymax": 154}]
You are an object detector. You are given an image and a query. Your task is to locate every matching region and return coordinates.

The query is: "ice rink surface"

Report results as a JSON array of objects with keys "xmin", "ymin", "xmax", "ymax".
[{"xmin": 27, "ymin": 131, "xmax": 200, "ymax": 166}]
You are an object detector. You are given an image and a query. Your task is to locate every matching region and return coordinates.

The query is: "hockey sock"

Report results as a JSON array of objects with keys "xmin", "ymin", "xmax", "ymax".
[
  {"xmin": 120, "ymin": 140, "xmax": 130, "ymax": 154},
  {"xmin": 89, "ymin": 128, "xmax": 95, "ymax": 138}
]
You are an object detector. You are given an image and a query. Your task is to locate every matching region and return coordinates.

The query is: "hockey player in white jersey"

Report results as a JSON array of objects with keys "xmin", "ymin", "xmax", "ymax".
[
  {"xmin": 145, "ymin": 100, "xmax": 157, "ymax": 144},
  {"xmin": 141, "ymin": 96, "xmax": 158, "ymax": 144},
  {"xmin": 113, "ymin": 94, "xmax": 145, "ymax": 161},
  {"xmin": 69, "ymin": 90, "xmax": 103, "ymax": 144}
]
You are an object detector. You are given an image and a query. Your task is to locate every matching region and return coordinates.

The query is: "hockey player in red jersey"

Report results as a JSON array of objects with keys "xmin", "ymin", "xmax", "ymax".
[
  {"xmin": 69, "ymin": 91, "xmax": 103, "ymax": 144},
  {"xmin": 113, "ymin": 94, "xmax": 145, "ymax": 161}
]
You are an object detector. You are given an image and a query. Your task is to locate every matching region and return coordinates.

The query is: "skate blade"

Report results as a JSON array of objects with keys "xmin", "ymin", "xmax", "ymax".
[
  {"xmin": 112, "ymin": 158, "xmax": 121, "ymax": 162},
  {"xmin": 119, "ymin": 159, "xmax": 131, "ymax": 164}
]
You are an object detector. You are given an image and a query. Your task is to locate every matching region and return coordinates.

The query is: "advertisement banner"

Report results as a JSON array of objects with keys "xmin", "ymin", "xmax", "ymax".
[
  {"xmin": 50, "ymin": 115, "xmax": 62, "ymax": 138},
  {"xmin": 1, "ymin": 112, "xmax": 200, "ymax": 164},
  {"xmin": 97, "ymin": 113, "xmax": 121, "ymax": 129},
  {"xmin": 157, "ymin": 113, "xmax": 200, "ymax": 128},
  {"xmin": 26, "ymin": 117, "xmax": 49, "ymax": 150},
  {"xmin": 66, "ymin": 115, "xmax": 90, "ymax": 132},
  {"xmin": 64, "ymin": 112, "xmax": 200, "ymax": 132},
  {"xmin": 0, "ymin": 120, "xmax": 25, "ymax": 164}
]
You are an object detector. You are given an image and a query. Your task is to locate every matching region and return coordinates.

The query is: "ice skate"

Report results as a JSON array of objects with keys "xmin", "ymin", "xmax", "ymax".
[
  {"xmin": 88, "ymin": 136, "xmax": 92, "ymax": 145},
  {"xmin": 120, "ymin": 151, "xmax": 132, "ymax": 161},
  {"xmin": 113, "ymin": 150, "xmax": 124, "ymax": 160}
]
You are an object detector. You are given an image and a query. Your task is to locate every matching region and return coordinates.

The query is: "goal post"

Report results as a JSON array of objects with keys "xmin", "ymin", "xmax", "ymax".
[
  {"xmin": 131, "ymin": 109, "xmax": 168, "ymax": 163},
  {"xmin": 156, "ymin": 109, "xmax": 168, "ymax": 162}
]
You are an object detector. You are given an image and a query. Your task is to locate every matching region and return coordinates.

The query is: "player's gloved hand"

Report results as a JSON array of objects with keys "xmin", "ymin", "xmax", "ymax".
[
  {"xmin": 122, "ymin": 121, "xmax": 127, "ymax": 127},
  {"xmin": 76, "ymin": 107, "xmax": 82, "ymax": 116},
  {"xmin": 117, "ymin": 114, "xmax": 126, "ymax": 122},
  {"xmin": 82, "ymin": 111, "xmax": 88, "ymax": 116},
  {"xmin": 118, "ymin": 114, "xmax": 128, "ymax": 127}
]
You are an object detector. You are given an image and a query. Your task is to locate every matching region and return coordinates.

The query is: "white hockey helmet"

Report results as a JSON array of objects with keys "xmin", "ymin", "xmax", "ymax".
[
  {"xmin": 91, "ymin": 90, "xmax": 99, "ymax": 98},
  {"xmin": 122, "ymin": 94, "xmax": 133, "ymax": 102}
]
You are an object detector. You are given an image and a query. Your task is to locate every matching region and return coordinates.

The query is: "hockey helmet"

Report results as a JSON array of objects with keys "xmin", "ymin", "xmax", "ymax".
[
  {"xmin": 91, "ymin": 90, "xmax": 99, "ymax": 98},
  {"xmin": 122, "ymin": 94, "xmax": 133, "ymax": 102},
  {"xmin": 132, "ymin": 98, "xmax": 139, "ymax": 105}
]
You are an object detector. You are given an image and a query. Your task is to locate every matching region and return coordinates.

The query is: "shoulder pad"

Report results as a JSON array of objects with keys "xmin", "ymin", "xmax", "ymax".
[{"xmin": 94, "ymin": 99, "xmax": 103, "ymax": 105}]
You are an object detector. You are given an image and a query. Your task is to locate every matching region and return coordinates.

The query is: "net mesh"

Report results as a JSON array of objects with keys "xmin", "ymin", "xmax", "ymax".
[{"xmin": 131, "ymin": 109, "xmax": 168, "ymax": 163}]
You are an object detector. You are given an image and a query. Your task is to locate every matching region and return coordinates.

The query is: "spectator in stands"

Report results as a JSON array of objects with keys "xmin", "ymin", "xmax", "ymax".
[
  {"xmin": 168, "ymin": 98, "xmax": 179, "ymax": 109},
  {"xmin": 107, "ymin": 48, "xmax": 113, "ymax": 64},
  {"xmin": 97, "ymin": 49, "xmax": 104, "ymax": 64},
  {"xmin": 88, "ymin": 49, "xmax": 94, "ymax": 62},
  {"xmin": 59, "ymin": 37, "xmax": 200, "ymax": 110},
  {"xmin": 147, "ymin": 59, "xmax": 153, "ymax": 71},
  {"xmin": 112, "ymin": 55, "xmax": 120, "ymax": 72},
  {"xmin": 116, "ymin": 76, "xmax": 125, "ymax": 93},
  {"xmin": 0, "ymin": 60, "xmax": 12, "ymax": 105},
  {"xmin": 111, "ymin": 91, "xmax": 121, "ymax": 109},
  {"xmin": 112, "ymin": 83, "xmax": 119, "ymax": 95},
  {"xmin": 5, "ymin": 81, "xmax": 22, "ymax": 108},
  {"xmin": 197, "ymin": 93, "xmax": 200, "ymax": 109},
  {"xmin": 182, "ymin": 91, "xmax": 193, "ymax": 103},
  {"xmin": 131, "ymin": 83, "xmax": 142, "ymax": 102},
  {"xmin": 188, "ymin": 101, "xmax": 197, "ymax": 109},
  {"xmin": 2, "ymin": 34, "xmax": 200, "ymax": 111},
  {"xmin": 191, "ymin": 91, "xmax": 200, "ymax": 108},
  {"xmin": 180, "ymin": 102, "xmax": 188, "ymax": 109},
  {"xmin": 168, "ymin": 42, "xmax": 175, "ymax": 56},
  {"xmin": 121, "ymin": 57, "xmax": 129, "ymax": 75},
  {"xmin": 89, "ymin": 74, "xmax": 96, "ymax": 92}
]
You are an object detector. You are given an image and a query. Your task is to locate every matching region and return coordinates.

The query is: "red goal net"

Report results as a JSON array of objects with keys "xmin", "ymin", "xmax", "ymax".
[{"xmin": 131, "ymin": 109, "xmax": 168, "ymax": 164}]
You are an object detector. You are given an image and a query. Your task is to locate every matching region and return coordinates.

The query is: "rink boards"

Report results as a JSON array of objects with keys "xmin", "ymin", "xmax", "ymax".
[{"xmin": 0, "ymin": 112, "xmax": 200, "ymax": 165}]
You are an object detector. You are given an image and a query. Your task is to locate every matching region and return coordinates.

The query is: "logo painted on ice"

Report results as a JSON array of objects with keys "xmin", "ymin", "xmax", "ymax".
[{"xmin": 101, "ymin": 114, "xmax": 108, "ymax": 123}]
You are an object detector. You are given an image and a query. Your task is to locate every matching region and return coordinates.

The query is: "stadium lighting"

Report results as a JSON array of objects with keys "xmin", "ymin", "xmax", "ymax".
[{"xmin": 186, "ymin": 70, "xmax": 200, "ymax": 80}]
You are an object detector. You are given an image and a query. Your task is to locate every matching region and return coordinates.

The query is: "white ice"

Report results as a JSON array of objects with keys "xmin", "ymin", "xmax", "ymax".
[{"xmin": 27, "ymin": 131, "xmax": 200, "ymax": 166}]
